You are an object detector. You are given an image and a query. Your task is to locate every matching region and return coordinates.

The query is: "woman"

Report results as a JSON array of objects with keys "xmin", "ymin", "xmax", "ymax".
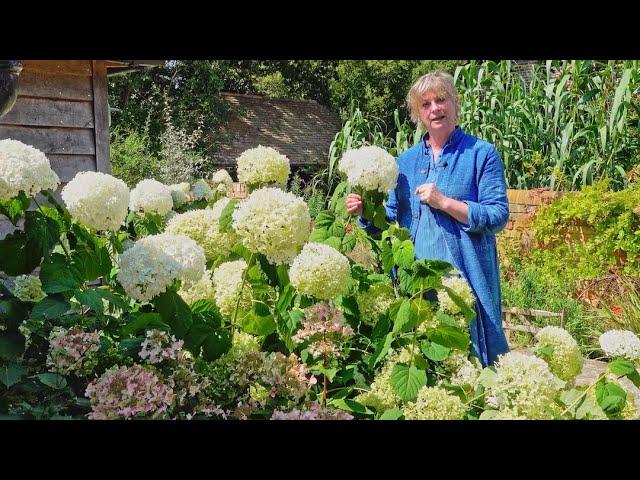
[{"xmin": 346, "ymin": 71, "xmax": 510, "ymax": 367}]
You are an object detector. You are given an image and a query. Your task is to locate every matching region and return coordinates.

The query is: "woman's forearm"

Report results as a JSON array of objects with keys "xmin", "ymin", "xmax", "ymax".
[{"xmin": 439, "ymin": 196, "xmax": 469, "ymax": 225}]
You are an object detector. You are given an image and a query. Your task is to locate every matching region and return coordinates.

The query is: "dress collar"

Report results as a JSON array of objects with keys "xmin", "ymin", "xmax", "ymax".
[{"xmin": 422, "ymin": 125, "xmax": 464, "ymax": 150}]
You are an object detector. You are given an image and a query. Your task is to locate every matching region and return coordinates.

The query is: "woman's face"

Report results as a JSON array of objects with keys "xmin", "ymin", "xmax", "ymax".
[{"xmin": 418, "ymin": 90, "xmax": 456, "ymax": 136}]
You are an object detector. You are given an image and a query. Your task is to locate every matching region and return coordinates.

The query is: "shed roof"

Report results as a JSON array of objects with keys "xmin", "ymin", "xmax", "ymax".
[{"xmin": 212, "ymin": 93, "xmax": 342, "ymax": 167}]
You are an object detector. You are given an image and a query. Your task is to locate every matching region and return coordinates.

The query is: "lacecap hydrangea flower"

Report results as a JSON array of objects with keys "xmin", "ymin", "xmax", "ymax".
[
  {"xmin": 212, "ymin": 259, "xmax": 253, "ymax": 317},
  {"xmin": 61, "ymin": 171, "xmax": 130, "ymax": 231},
  {"xmin": 0, "ymin": 139, "xmax": 60, "ymax": 200},
  {"xmin": 438, "ymin": 275, "xmax": 476, "ymax": 315},
  {"xmin": 535, "ymin": 326, "xmax": 584, "ymax": 381},
  {"xmin": 599, "ymin": 330, "xmax": 640, "ymax": 361},
  {"xmin": 139, "ymin": 329, "xmax": 184, "ymax": 365},
  {"xmin": 85, "ymin": 364, "xmax": 174, "ymax": 420},
  {"xmin": 169, "ymin": 182, "xmax": 191, "ymax": 208},
  {"xmin": 356, "ymin": 283, "xmax": 395, "ymax": 326},
  {"xmin": 403, "ymin": 386, "xmax": 466, "ymax": 420},
  {"xmin": 129, "ymin": 179, "xmax": 173, "ymax": 216},
  {"xmin": 289, "ymin": 242, "xmax": 352, "ymax": 299},
  {"xmin": 164, "ymin": 198, "xmax": 239, "ymax": 262},
  {"xmin": 271, "ymin": 401, "xmax": 354, "ymax": 420},
  {"xmin": 47, "ymin": 326, "xmax": 101, "ymax": 376},
  {"xmin": 236, "ymin": 145, "xmax": 291, "ymax": 188},
  {"xmin": 178, "ymin": 270, "xmax": 216, "ymax": 305},
  {"xmin": 190, "ymin": 178, "xmax": 213, "ymax": 201},
  {"xmin": 117, "ymin": 233, "xmax": 206, "ymax": 302},
  {"xmin": 232, "ymin": 187, "xmax": 310, "ymax": 265},
  {"xmin": 486, "ymin": 351, "xmax": 564, "ymax": 419},
  {"xmin": 12, "ymin": 275, "xmax": 46, "ymax": 302},
  {"xmin": 338, "ymin": 145, "xmax": 398, "ymax": 193}
]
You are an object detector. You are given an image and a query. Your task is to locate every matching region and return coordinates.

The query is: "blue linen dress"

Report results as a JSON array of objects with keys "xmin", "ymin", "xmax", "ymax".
[{"xmin": 359, "ymin": 126, "xmax": 510, "ymax": 366}]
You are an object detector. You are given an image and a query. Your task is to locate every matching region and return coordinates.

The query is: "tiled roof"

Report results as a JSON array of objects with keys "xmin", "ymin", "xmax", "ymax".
[{"xmin": 213, "ymin": 93, "xmax": 342, "ymax": 167}]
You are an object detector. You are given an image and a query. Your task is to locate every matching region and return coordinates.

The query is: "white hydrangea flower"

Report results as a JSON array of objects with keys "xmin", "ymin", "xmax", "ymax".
[
  {"xmin": 535, "ymin": 326, "xmax": 584, "ymax": 381},
  {"xmin": 438, "ymin": 275, "xmax": 476, "ymax": 315},
  {"xmin": 169, "ymin": 182, "xmax": 191, "ymax": 208},
  {"xmin": 236, "ymin": 145, "xmax": 291, "ymax": 188},
  {"xmin": 289, "ymin": 243, "xmax": 352, "ymax": 300},
  {"xmin": 356, "ymin": 283, "xmax": 395, "ymax": 326},
  {"xmin": 12, "ymin": 275, "xmax": 46, "ymax": 303},
  {"xmin": 0, "ymin": 139, "xmax": 60, "ymax": 200},
  {"xmin": 164, "ymin": 198, "xmax": 239, "ymax": 262},
  {"xmin": 338, "ymin": 145, "xmax": 398, "ymax": 193},
  {"xmin": 403, "ymin": 386, "xmax": 466, "ymax": 420},
  {"xmin": 190, "ymin": 179, "xmax": 213, "ymax": 201},
  {"xmin": 212, "ymin": 260, "xmax": 252, "ymax": 318},
  {"xmin": 117, "ymin": 234, "xmax": 206, "ymax": 302},
  {"xmin": 178, "ymin": 270, "xmax": 216, "ymax": 305},
  {"xmin": 129, "ymin": 179, "xmax": 173, "ymax": 216},
  {"xmin": 232, "ymin": 187, "xmax": 310, "ymax": 265},
  {"xmin": 211, "ymin": 169, "xmax": 233, "ymax": 191},
  {"xmin": 599, "ymin": 330, "xmax": 640, "ymax": 361},
  {"xmin": 487, "ymin": 351, "xmax": 563, "ymax": 419},
  {"xmin": 442, "ymin": 351, "xmax": 482, "ymax": 387},
  {"xmin": 61, "ymin": 171, "xmax": 130, "ymax": 231}
]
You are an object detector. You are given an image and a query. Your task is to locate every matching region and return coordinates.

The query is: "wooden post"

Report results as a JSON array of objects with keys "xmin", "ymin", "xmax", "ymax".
[{"xmin": 91, "ymin": 60, "xmax": 111, "ymax": 174}]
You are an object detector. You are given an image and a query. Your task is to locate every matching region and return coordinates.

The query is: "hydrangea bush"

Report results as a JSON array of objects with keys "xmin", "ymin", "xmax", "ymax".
[{"xmin": 2, "ymin": 138, "xmax": 639, "ymax": 422}]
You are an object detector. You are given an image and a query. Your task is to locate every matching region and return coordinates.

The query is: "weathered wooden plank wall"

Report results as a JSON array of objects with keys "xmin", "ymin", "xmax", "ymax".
[{"xmin": 0, "ymin": 60, "xmax": 111, "ymax": 239}]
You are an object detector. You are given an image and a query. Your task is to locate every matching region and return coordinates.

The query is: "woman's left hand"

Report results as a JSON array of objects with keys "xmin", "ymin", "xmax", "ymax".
[{"xmin": 415, "ymin": 183, "xmax": 448, "ymax": 210}]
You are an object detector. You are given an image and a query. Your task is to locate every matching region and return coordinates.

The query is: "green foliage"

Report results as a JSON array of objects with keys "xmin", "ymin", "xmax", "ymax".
[
  {"xmin": 455, "ymin": 60, "xmax": 640, "ymax": 190},
  {"xmin": 109, "ymin": 128, "xmax": 159, "ymax": 187}
]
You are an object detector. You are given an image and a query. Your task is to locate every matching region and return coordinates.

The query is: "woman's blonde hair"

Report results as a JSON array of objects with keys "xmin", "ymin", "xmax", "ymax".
[{"xmin": 406, "ymin": 71, "xmax": 459, "ymax": 130}]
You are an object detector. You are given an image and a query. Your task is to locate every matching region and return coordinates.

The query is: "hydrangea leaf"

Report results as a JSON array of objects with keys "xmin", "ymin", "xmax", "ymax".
[
  {"xmin": 328, "ymin": 398, "xmax": 374, "ymax": 415},
  {"xmin": 392, "ymin": 239, "xmax": 414, "ymax": 269},
  {"xmin": 442, "ymin": 286, "xmax": 476, "ymax": 322},
  {"xmin": 379, "ymin": 407, "xmax": 404, "ymax": 420},
  {"xmin": 476, "ymin": 367, "xmax": 498, "ymax": 389},
  {"xmin": 309, "ymin": 228, "xmax": 330, "ymax": 243},
  {"xmin": 120, "ymin": 313, "xmax": 168, "ymax": 337},
  {"xmin": 218, "ymin": 199, "xmax": 239, "ymax": 233},
  {"xmin": 201, "ymin": 328, "xmax": 232, "ymax": 362},
  {"xmin": 153, "ymin": 290, "xmax": 193, "ymax": 339},
  {"xmin": 422, "ymin": 341, "xmax": 451, "ymax": 362},
  {"xmin": 429, "ymin": 324, "xmax": 470, "ymax": 351},
  {"xmin": 607, "ymin": 358, "xmax": 636, "ymax": 377},
  {"xmin": 0, "ymin": 364, "xmax": 27, "ymax": 388},
  {"xmin": 0, "ymin": 331, "xmax": 25, "ymax": 361},
  {"xmin": 369, "ymin": 332, "xmax": 394, "ymax": 369},
  {"xmin": 478, "ymin": 409, "xmax": 500, "ymax": 420},
  {"xmin": 0, "ymin": 232, "xmax": 37, "ymax": 276},
  {"xmin": 36, "ymin": 372, "xmax": 67, "ymax": 390},
  {"xmin": 390, "ymin": 363, "xmax": 427, "ymax": 403},
  {"xmin": 595, "ymin": 380, "xmax": 627, "ymax": 416},
  {"xmin": 242, "ymin": 311, "xmax": 277, "ymax": 336},
  {"xmin": 40, "ymin": 253, "xmax": 83, "ymax": 294},
  {"xmin": 0, "ymin": 192, "xmax": 31, "ymax": 224},
  {"xmin": 31, "ymin": 295, "xmax": 71, "ymax": 320}
]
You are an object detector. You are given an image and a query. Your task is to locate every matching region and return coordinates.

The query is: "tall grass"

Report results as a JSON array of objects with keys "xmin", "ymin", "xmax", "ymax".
[{"xmin": 455, "ymin": 60, "xmax": 639, "ymax": 190}]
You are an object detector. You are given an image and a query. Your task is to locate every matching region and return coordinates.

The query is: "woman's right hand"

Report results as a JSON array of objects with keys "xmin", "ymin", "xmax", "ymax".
[{"xmin": 346, "ymin": 193, "xmax": 363, "ymax": 216}]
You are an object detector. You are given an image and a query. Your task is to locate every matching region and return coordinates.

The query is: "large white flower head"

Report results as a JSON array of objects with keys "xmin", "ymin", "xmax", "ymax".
[
  {"xmin": 338, "ymin": 145, "xmax": 398, "ymax": 193},
  {"xmin": 403, "ymin": 386, "xmax": 466, "ymax": 420},
  {"xmin": 289, "ymin": 242, "xmax": 352, "ymax": 300},
  {"xmin": 211, "ymin": 169, "xmax": 233, "ymax": 193},
  {"xmin": 169, "ymin": 182, "xmax": 191, "ymax": 208},
  {"xmin": 535, "ymin": 326, "xmax": 584, "ymax": 381},
  {"xmin": 0, "ymin": 139, "xmax": 60, "ymax": 200},
  {"xmin": 129, "ymin": 179, "xmax": 173, "ymax": 216},
  {"xmin": 212, "ymin": 259, "xmax": 252, "ymax": 317},
  {"xmin": 164, "ymin": 198, "xmax": 239, "ymax": 262},
  {"xmin": 61, "ymin": 171, "xmax": 130, "ymax": 231},
  {"xmin": 487, "ymin": 351, "xmax": 563, "ymax": 419},
  {"xmin": 236, "ymin": 145, "xmax": 291, "ymax": 188},
  {"xmin": 232, "ymin": 187, "xmax": 310, "ymax": 265},
  {"xmin": 178, "ymin": 270, "xmax": 216, "ymax": 305},
  {"xmin": 599, "ymin": 330, "xmax": 640, "ymax": 361},
  {"xmin": 12, "ymin": 275, "xmax": 46, "ymax": 303},
  {"xmin": 190, "ymin": 179, "xmax": 213, "ymax": 201},
  {"xmin": 438, "ymin": 275, "xmax": 476, "ymax": 315},
  {"xmin": 356, "ymin": 283, "xmax": 395, "ymax": 326},
  {"xmin": 117, "ymin": 233, "xmax": 206, "ymax": 302}
]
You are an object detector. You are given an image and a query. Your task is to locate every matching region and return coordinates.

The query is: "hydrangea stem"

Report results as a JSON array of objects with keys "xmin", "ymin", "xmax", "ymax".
[{"xmin": 231, "ymin": 253, "xmax": 255, "ymax": 335}]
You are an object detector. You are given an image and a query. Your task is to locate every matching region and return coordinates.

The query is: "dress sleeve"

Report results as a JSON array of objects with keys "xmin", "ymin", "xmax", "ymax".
[{"xmin": 460, "ymin": 146, "xmax": 509, "ymax": 235}]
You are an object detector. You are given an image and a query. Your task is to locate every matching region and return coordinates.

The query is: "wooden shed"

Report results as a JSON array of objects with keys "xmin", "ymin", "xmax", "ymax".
[
  {"xmin": 0, "ymin": 60, "xmax": 163, "ymax": 184},
  {"xmin": 0, "ymin": 60, "xmax": 162, "ymax": 238}
]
